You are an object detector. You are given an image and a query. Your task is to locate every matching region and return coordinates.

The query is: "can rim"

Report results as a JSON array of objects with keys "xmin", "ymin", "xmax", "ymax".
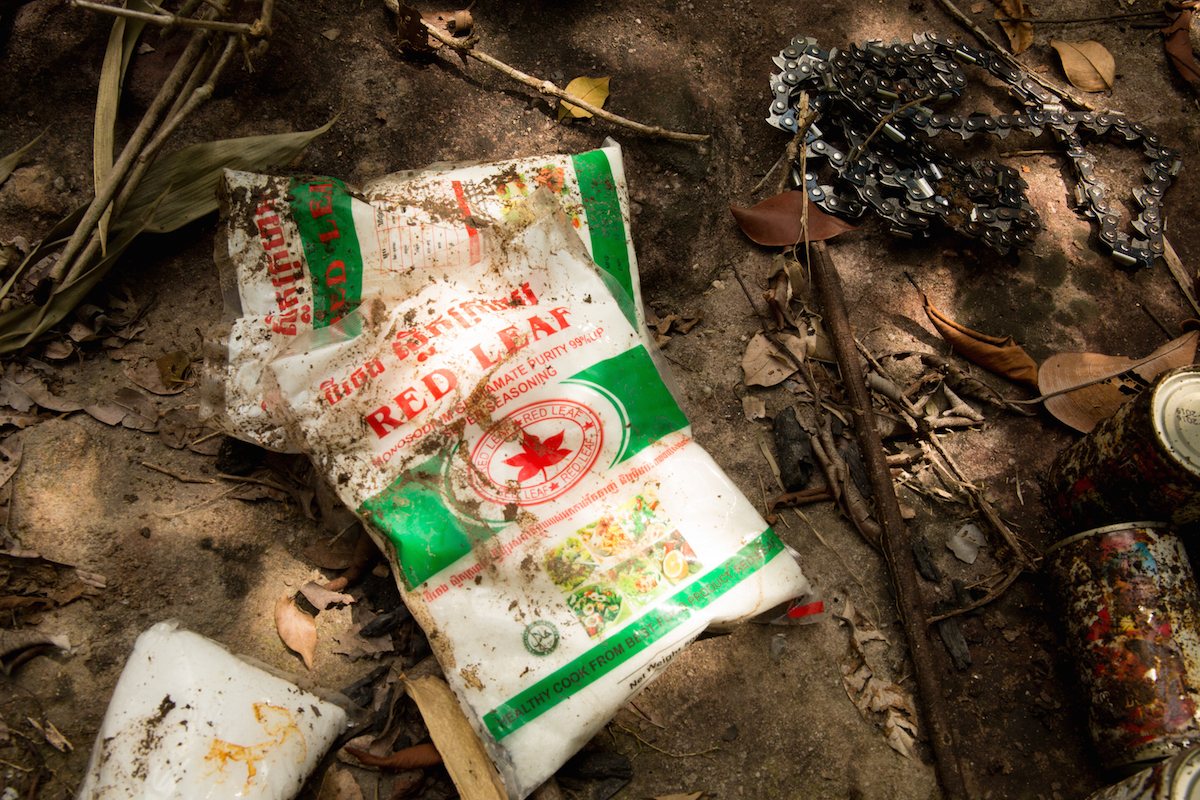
[
  {"xmin": 1153, "ymin": 367, "xmax": 1200, "ymax": 478},
  {"xmin": 1173, "ymin": 744, "xmax": 1200, "ymax": 799},
  {"xmin": 1045, "ymin": 521, "xmax": 1170, "ymax": 557}
]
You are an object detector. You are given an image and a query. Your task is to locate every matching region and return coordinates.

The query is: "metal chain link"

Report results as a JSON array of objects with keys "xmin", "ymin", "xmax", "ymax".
[{"xmin": 766, "ymin": 33, "xmax": 1182, "ymax": 268}]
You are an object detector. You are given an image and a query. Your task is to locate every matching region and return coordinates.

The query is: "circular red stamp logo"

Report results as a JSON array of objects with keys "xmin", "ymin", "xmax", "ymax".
[{"xmin": 469, "ymin": 400, "xmax": 604, "ymax": 506}]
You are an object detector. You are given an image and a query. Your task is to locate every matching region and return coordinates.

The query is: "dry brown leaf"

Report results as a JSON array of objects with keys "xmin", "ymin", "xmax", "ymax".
[
  {"xmin": 1050, "ymin": 40, "xmax": 1116, "ymax": 92},
  {"xmin": 345, "ymin": 742, "xmax": 442, "ymax": 769},
  {"xmin": 971, "ymin": 0, "xmax": 986, "ymax": 10},
  {"xmin": 742, "ymin": 332, "xmax": 809, "ymax": 387},
  {"xmin": 394, "ymin": 1, "xmax": 434, "ymax": 52},
  {"xmin": 422, "ymin": 10, "xmax": 473, "ymax": 37},
  {"xmin": 730, "ymin": 191, "xmax": 860, "ymax": 246},
  {"xmin": 1163, "ymin": 9, "xmax": 1200, "ymax": 83},
  {"xmin": 124, "ymin": 357, "xmax": 186, "ymax": 396},
  {"xmin": 317, "ymin": 767, "xmax": 365, "ymax": 800},
  {"xmin": 559, "ymin": 76, "xmax": 611, "ymax": 122},
  {"xmin": 654, "ymin": 794, "xmax": 705, "ymax": 800},
  {"xmin": 922, "ymin": 293, "xmax": 1039, "ymax": 387},
  {"xmin": 1039, "ymin": 330, "xmax": 1199, "ymax": 432},
  {"xmin": 300, "ymin": 580, "xmax": 355, "ymax": 610},
  {"xmin": 275, "ymin": 594, "xmax": 317, "ymax": 669},
  {"xmin": 995, "ymin": 0, "xmax": 1035, "ymax": 54}
]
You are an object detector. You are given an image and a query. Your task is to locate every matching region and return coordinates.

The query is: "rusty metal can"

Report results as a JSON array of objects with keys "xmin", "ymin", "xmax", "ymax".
[
  {"xmin": 1046, "ymin": 522, "xmax": 1200, "ymax": 772},
  {"xmin": 1046, "ymin": 367, "xmax": 1200, "ymax": 532},
  {"xmin": 1086, "ymin": 744, "xmax": 1200, "ymax": 800}
]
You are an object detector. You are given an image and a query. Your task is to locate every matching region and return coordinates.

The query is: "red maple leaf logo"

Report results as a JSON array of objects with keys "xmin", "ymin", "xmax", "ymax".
[{"xmin": 503, "ymin": 429, "xmax": 571, "ymax": 483}]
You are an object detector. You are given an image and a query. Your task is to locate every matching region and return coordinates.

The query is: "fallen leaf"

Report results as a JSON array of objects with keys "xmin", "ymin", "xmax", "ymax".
[
  {"xmin": 1050, "ymin": 40, "xmax": 1115, "ymax": 92},
  {"xmin": 317, "ymin": 766, "xmax": 365, "ymax": 800},
  {"xmin": 332, "ymin": 623, "xmax": 395, "ymax": 661},
  {"xmin": 423, "ymin": 9, "xmax": 473, "ymax": 37},
  {"xmin": 730, "ymin": 191, "xmax": 861, "ymax": 246},
  {"xmin": 742, "ymin": 332, "xmax": 809, "ymax": 387},
  {"xmin": 1039, "ymin": 330, "xmax": 1199, "ymax": 432},
  {"xmin": 301, "ymin": 580, "xmax": 355, "ymax": 610},
  {"xmin": 345, "ymin": 742, "xmax": 442, "ymax": 770},
  {"xmin": 558, "ymin": 76, "xmax": 610, "ymax": 122},
  {"xmin": 275, "ymin": 594, "xmax": 317, "ymax": 669},
  {"xmin": 157, "ymin": 350, "xmax": 192, "ymax": 387},
  {"xmin": 1163, "ymin": 9, "xmax": 1200, "ymax": 84},
  {"xmin": 322, "ymin": 28, "xmax": 341, "ymax": 40},
  {"xmin": 921, "ymin": 293, "xmax": 1038, "ymax": 387},
  {"xmin": 995, "ymin": 0, "xmax": 1035, "ymax": 54},
  {"xmin": 654, "ymin": 794, "xmax": 704, "ymax": 800},
  {"xmin": 835, "ymin": 599, "xmax": 917, "ymax": 759},
  {"xmin": 393, "ymin": 1, "xmax": 434, "ymax": 51},
  {"xmin": 0, "ymin": 131, "xmax": 45, "ymax": 187},
  {"xmin": 124, "ymin": 357, "xmax": 186, "ymax": 396},
  {"xmin": 304, "ymin": 536, "xmax": 358, "ymax": 570},
  {"xmin": 970, "ymin": 0, "xmax": 985, "ymax": 10},
  {"xmin": 113, "ymin": 387, "xmax": 158, "ymax": 431},
  {"xmin": 741, "ymin": 395, "xmax": 767, "ymax": 420}
]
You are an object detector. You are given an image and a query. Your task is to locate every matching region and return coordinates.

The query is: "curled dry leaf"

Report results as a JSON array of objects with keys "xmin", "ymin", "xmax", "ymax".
[
  {"xmin": 1039, "ymin": 330, "xmax": 1199, "ymax": 432},
  {"xmin": 345, "ymin": 742, "xmax": 443, "ymax": 770},
  {"xmin": 742, "ymin": 332, "xmax": 810, "ymax": 387},
  {"xmin": 730, "ymin": 191, "xmax": 861, "ymax": 246},
  {"xmin": 317, "ymin": 766, "xmax": 365, "ymax": 800},
  {"xmin": 1050, "ymin": 40, "xmax": 1116, "ymax": 92},
  {"xmin": 558, "ymin": 76, "xmax": 610, "ymax": 122},
  {"xmin": 275, "ymin": 594, "xmax": 317, "ymax": 669},
  {"xmin": 1163, "ymin": 8, "xmax": 1200, "ymax": 84},
  {"xmin": 995, "ymin": 0, "xmax": 1035, "ymax": 54},
  {"xmin": 921, "ymin": 293, "xmax": 1038, "ymax": 387}
]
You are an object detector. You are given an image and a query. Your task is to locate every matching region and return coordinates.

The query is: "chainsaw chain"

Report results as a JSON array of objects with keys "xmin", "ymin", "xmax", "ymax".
[{"xmin": 765, "ymin": 32, "xmax": 1182, "ymax": 268}]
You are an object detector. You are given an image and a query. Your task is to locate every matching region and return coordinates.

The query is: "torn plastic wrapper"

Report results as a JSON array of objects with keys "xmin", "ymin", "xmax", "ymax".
[
  {"xmin": 203, "ymin": 143, "xmax": 812, "ymax": 800},
  {"xmin": 75, "ymin": 621, "xmax": 350, "ymax": 800}
]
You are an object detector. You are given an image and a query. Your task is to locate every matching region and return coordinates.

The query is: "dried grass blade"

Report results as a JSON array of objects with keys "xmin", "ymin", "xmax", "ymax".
[
  {"xmin": 96, "ymin": 2, "xmax": 151, "ymax": 254},
  {"xmin": 0, "ymin": 193, "xmax": 162, "ymax": 355},
  {"xmin": 117, "ymin": 117, "xmax": 337, "ymax": 233},
  {"xmin": 0, "ymin": 130, "xmax": 46, "ymax": 186}
]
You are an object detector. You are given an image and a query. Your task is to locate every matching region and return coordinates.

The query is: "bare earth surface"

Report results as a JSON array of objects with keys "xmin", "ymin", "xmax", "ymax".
[{"xmin": 0, "ymin": 0, "xmax": 1198, "ymax": 798}]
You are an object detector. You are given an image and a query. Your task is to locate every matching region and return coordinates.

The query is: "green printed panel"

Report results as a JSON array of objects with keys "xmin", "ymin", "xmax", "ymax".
[
  {"xmin": 483, "ymin": 529, "xmax": 785, "ymax": 740},
  {"xmin": 289, "ymin": 176, "xmax": 364, "ymax": 328},
  {"xmin": 565, "ymin": 347, "xmax": 689, "ymax": 464},
  {"xmin": 357, "ymin": 453, "xmax": 500, "ymax": 589},
  {"xmin": 571, "ymin": 151, "xmax": 636, "ymax": 327}
]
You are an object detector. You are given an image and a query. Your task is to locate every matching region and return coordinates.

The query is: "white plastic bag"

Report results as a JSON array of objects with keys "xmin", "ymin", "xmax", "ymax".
[
  {"xmin": 75, "ymin": 621, "xmax": 349, "ymax": 800},
  {"xmin": 205, "ymin": 144, "xmax": 810, "ymax": 800}
]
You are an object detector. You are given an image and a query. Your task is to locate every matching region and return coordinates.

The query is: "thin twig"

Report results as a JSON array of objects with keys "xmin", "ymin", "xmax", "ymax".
[
  {"xmin": 141, "ymin": 461, "xmax": 215, "ymax": 484},
  {"xmin": 48, "ymin": 24, "xmax": 215, "ymax": 284},
  {"xmin": 926, "ymin": 564, "xmax": 1024, "ymax": 623},
  {"xmin": 847, "ymin": 94, "xmax": 934, "ymax": 165},
  {"xmin": 1010, "ymin": 334, "xmax": 1198, "ymax": 405},
  {"xmin": 932, "ymin": 0, "xmax": 1098, "ymax": 111},
  {"xmin": 995, "ymin": 10, "xmax": 1164, "ymax": 23},
  {"xmin": 613, "ymin": 722, "xmax": 720, "ymax": 758},
  {"xmin": 419, "ymin": 21, "xmax": 709, "ymax": 144},
  {"xmin": 71, "ymin": 0, "xmax": 258, "ymax": 35}
]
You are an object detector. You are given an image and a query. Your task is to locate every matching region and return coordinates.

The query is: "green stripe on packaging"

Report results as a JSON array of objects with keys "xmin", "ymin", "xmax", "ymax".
[
  {"xmin": 483, "ymin": 529, "xmax": 785, "ymax": 741},
  {"xmin": 570, "ymin": 151, "xmax": 636, "ymax": 327},
  {"xmin": 565, "ymin": 347, "xmax": 689, "ymax": 465},
  {"xmin": 357, "ymin": 450, "xmax": 501, "ymax": 589},
  {"xmin": 289, "ymin": 176, "xmax": 364, "ymax": 328}
]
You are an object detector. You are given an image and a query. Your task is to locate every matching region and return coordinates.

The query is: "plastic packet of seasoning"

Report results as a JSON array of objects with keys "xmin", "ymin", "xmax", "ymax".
[
  {"xmin": 204, "ymin": 144, "xmax": 811, "ymax": 800},
  {"xmin": 75, "ymin": 621, "xmax": 349, "ymax": 800}
]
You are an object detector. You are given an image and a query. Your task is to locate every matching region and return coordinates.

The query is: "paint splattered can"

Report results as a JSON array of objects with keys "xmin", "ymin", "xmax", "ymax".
[
  {"xmin": 1045, "ymin": 367, "xmax": 1200, "ymax": 532},
  {"xmin": 1046, "ymin": 523, "xmax": 1200, "ymax": 772},
  {"xmin": 1086, "ymin": 744, "xmax": 1200, "ymax": 800}
]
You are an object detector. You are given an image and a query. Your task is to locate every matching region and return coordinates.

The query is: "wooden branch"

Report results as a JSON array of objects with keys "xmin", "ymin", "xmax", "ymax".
[
  {"xmin": 419, "ymin": 21, "xmax": 709, "ymax": 144},
  {"xmin": 807, "ymin": 239, "xmax": 968, "ymax": 800}
]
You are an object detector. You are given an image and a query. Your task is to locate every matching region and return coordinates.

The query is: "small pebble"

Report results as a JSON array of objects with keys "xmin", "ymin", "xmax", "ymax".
[{"xmin": 770, "ymin": 633, "xmax": 787, "ymax": 662}]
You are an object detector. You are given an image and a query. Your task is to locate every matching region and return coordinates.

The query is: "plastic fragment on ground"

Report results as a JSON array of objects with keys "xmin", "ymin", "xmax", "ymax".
[{"xmin": 75, "ymin": 620, "xmax": 349, "ymax": 800}]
